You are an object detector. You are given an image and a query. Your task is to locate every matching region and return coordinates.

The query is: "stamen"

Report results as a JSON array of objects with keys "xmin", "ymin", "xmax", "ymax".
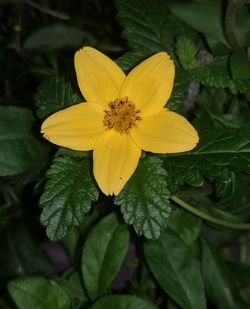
[{"xmin": 103, "ymin": 97, "xmax": 141, "ymax": 134}]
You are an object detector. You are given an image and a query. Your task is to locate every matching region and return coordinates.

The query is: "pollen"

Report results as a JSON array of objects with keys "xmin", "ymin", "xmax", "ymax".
[{"xmin": 103, "ymin": 97, "xmax": 141, "ymax": 134}]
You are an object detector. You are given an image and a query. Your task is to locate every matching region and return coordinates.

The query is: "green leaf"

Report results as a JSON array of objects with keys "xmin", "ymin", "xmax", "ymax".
[
  {"xmin": 168, "ymin": 208, "xmax": 201, "ymax": 246},
  {"xmin": 230, "ymin": 50, "xmax": 250, "ymax": 79},
  {"xmin": 24, "ymin": 24, "xmax": 85, "ymax": 51},
  {"xmin": 116, "ymin": 0, "xmax": 195, "ymax": 54},
  {"xmin": 116, "ymin": 51, "xmax": 147, "ymax": 73},
  {"xmin": 35, "ymin": 76, "xmax": 81, "ymax": 119},
  {"xmin": 162, "ymin": 126, "xmax": 250, "ymax": 194},
  {"xmin": 82, "ymin": 213, "xmax": 129, "ymax": 301},
  {"xmin": 8, "ymin": 277, "xmax": 70, "ymax": 309},
  {"xmin": 201, "ymin": 238, "xmax": 249, "ymax": 309},
  {"xmin": 115, "ymin": 157, "xmax": 172, "ymax": 239},
  {"xmin": 40, "ymin": 156, "xmax": 99, "ymax": 241},
  {"xmin": 0, "ymin": 220, "xmax": 53, "ymax": 278},
  {"xmin": 0, "ymin": 106, "xmax": 49, "ymax": 177},
  {"xmin": 176, "ymin": 35, "xmax": 197, "ymax": 70},
  {"xmin": 91, "ymin": 295, "xmax": 157, "ymax": 309},
  {"xmin": 144, "ymin": 230, "xmax": 206, "ymax": 309}
]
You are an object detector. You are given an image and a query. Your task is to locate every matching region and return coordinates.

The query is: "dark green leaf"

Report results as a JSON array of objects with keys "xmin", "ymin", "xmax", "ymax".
[
  {"xmin": 91, "ymin": 295, "xmax": 157, "ymax": 309},
  {"xmin": 35, "ymin": 76, "xmax": 81, "ymax": 119},
  {"xmin": 40, "ymin": 156, "xmax": 99, "ymax": 241},
  {"xmin": 8, "ymin": 277, "xmax": 70, "ymax": 309},
  {"xmin": 0, "ymin": 220, "xmax": 53, "ymax": 278},
  {"xmin": 230, "ymin": 50, "xmax": 250, "ymax": 79},
  {"xmin": 115, "ymin": 157, "xmax": 172, "ymax": 239},
  {"xmin": 82, "ymin": 213, "xmax": 129, "ymax": 301},
  {"xmin": 144, "ymin": 230, "xmax": 206, "ymax": 309},
  {"xmin": 0, "ymin": 106, "xmax": 49, "ymax": 177},
  {"xmin": 116, "ymin": 0, "xmax": 194, "ymax": 54},
  {"xmin": 24, "ymin": 24, "xmax": 85, "ymax": 51},
  {"xmin": 201, "ymin": 238, "xmax": 249, "ymax": 309},
  {"xmin": 116, "ymin": 51, "xmax": 147, "ymax": 73},
  {"xmin": 176, "ymin": 35, "xmax": 197, "ymax": 70}
]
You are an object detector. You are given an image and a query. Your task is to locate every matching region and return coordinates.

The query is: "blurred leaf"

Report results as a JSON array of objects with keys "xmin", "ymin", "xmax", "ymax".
[
  {"xmin": 0, "ymin": 220, "xmax": 53, "ymax": 279},
  {"xmin": 0, "ymin": 106, "xmax": 49, "ymax": 177},
  {"xmin": 40, "ymin": 156, "xmax": 99, "ymax": 241},
  {"xmin": 91, "ymin": 295, "xmax": 157, "ymax": 309},
  {"xmin": 24, "ymin": 24, "xmax": 86, "ymax": 51},
  {"xmin": 230, "ymin": 50, "xmax": 250, "ymax": 79},
  {"xmin": 176, "ymin": 35, "xmax": 197, "ymax": 70},
  {"xmin": 35, "ymin": 76, "xmax": 81, "ymax": 119},
  {"xmin": 168, "ymin": 208, "xmax": 201, "ymax": 246},
  {"xmin": 82, "ymin": 213, "xmax": 129, "ymax": 301},
  {"xmin": 201, "ymin": 238, "xmax": 249, "ymax": 309},
  {"xmin": 115, "ymin": 157, "xmax": 172, "ymax": 239},
  {"xmin": 8, "ymin": 277, "xmax": 70, "ymax": 309},
  {"xmin": 144, "ymin": 230, "xmax": 206, "ymax": 309},
  {"xmin": 116, "ymin": 0, "xmax": 195, "ymax": 54}
]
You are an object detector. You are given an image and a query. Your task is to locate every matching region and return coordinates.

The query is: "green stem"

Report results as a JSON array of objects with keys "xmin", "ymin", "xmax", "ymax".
[
  {"xmin": 171, "ymin": 195, "xmax": 250, "ymax": 230},
  {"xmin": 225, "ymin": 0, "xmax": 241, "ymax": 50}
]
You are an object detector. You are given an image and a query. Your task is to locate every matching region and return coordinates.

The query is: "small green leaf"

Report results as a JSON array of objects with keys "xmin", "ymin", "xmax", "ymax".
[
  {"xmin": 176, "ymin": 35, "xmax": 197, "ymax": 70},
  {"xmin": 116, "ymin": 51, "xmax": 147, "ymax": 73},
  {"xmin": 115, "ymin": 157, "xmax": 172, "ymax": 239},
  {"xmin": 35, "ymin": 76, "xmax": 81, "ymax": 119},
  {"xmin": 230, "ymin": 50, "xmax": 250, "ymax": 79},
  {"xmin": 24, "ymin": 24, "xmax": 85, "ymax": 51},
  {"xmin": 91, "ymin": 295, "xmax": 157, "ymax": 309},
  {"xmin": 8, "ymin": 277, "xmax": 70, "ymax": 309},
  {"xmin": 82, "ymin": 213, "xmax": 129, "ymax": 301},
  {"xmin": 40, "ymin": 156, "xmax": 99, "ymax": 241},
  {"xmin": 201, "ymin": 238, "xmax": 249, "ymax": 309},
  {"xmin": 144, "ymin": 229, "xmax": 206, "ymax": 309},
  {"xmin": 0, "ymin": 106, "xmax": 49, "ymax": 177}
]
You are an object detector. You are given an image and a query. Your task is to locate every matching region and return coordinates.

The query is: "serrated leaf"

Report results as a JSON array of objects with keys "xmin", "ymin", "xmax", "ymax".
[
  {"xmin": 0, "ymin": 106, "xmax": 49, "ymax": 177},
  {"xmin": 8, "ymin": 277, "xmax": 70, "ymax": 309},
  {"xmin": 176, "ymin": 35, "xmax": 197, "ymax": 70},
  {"xmin": 230, "ymin": 50, "xmax": 250, "ymax": 79},
  {"xmin": 162, "ymin": 126, "xmax": 250, "ymax": 194},
  {"xmin": 201, "ymin": 238, "xmax": 249, "ymax": 309},
  {"xmin": 91, "ymin": 295, "xmax": 157, "ymax": 309},
  {"xmin": 24, "ymin": 24, "xmax": 85, "ymax": 51},
  {"xmin": 144, "ymin": 230, "xmax": 206, "ymax": 309},
  {"xmin": 116, "ymin": 51, "xmax": 147, "ymax": 73},
  {"xmin": 115, "ymin": 157, "xmax": 172, "ymax": 239},
  {"xmin": 40, "ymin": 156, "xmax": 99, "ymax": 241},
  {"xmin": 35, "ymin": 76, "xmax": 81, "ymax": 119},
  {"xmin": 82, "ymin": 213, "xmax": 129, "ymax": 301},
  {"xmin": 116, "ymin": 0, "xmax": 195, "ymax": 54}
]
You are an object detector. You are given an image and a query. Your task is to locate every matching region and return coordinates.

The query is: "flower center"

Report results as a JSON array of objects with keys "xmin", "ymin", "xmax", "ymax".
[{"xmin": 103, "ymin": 97, "xmax": 141, "ymax": 134}]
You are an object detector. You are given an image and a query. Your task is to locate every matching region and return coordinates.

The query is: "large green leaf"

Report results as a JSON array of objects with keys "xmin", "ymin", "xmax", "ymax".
[
  {"xmin": 162, "ymin": 126, "xmax": 250, "ymax": 194},
  {"xmin": 144, "ymin": 230, "xmax": 206, "ymax": 309},
  {"xmin": 8, "ymin": 277, "xmax": 70, "ymax": 309},
  {"xmin": 0, "ymin": 106, "xmax": 49, "ymax": 177},
  {"xmin": 91, "ymin": 295, "xmax": 157, "ymax": 309},
  {"xmin": 0, "ymin": 220, "xmax": 53, "ymax": 278},
  {"xmin": 115, "ymin": 157, "xmax": 172, "ymax": 239},
  {"xmin": 201, "ymin": 238, "xmax": 248, "ymax": 309},
  {"xmin": 35, "ymin": 76, "xmax": 81, "ymax": 119},
  {"xmin": 116, "ymin": 0, "xmax": 194, "ymax": 54},
  {"xmin": 82, "ymin": 213, "xmax": 129, "ymax": 301},
  {"xmin": 40, "ymin": 155, "xmax": 99, "ymax": 241}
]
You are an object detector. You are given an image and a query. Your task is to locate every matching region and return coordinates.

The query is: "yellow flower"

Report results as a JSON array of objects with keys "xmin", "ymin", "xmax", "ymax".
[{"xmin": 41, "ymin": 47, "xmax": 199, "ymax": 196}]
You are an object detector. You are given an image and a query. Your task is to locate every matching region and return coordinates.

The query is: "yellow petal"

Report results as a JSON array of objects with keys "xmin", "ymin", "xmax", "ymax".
[
  {"xmin": 74, "ymin": 47, "xmax": 126, "ymax": 106},
  {"xmin": 120, "ymin": 52, "xmax": 175, "ymax": 117},
  {"xmin": 130, "ymin": 109, "xmax": 199, "ymax": 153},
  {"xmin": 41, "ymin": 103, "xmax": 105, "ymax": 150},
  {"xmin": 93, "ymin": 130, "xmax": 141, "ymax": 195}
]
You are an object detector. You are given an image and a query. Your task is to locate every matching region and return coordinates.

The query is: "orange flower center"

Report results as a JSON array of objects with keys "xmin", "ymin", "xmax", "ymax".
[{"xmin": 103, "ymin": 97, "xmax": 141, "ymax": 134}]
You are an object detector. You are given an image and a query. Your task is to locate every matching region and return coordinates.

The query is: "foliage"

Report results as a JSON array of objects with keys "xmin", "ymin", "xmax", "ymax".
[{"xmin": 1, "ymin": 0, "xmax": 250, "ymax": 308}]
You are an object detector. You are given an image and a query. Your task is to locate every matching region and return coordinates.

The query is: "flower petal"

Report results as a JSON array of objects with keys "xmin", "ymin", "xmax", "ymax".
[
  {"xmin": 41, "ymin": 103, "xmax": 105, "ymax": 150},
  {"xmin": 120, "ymin": 52, "xmax": 175, "ymax": 117},
  {"xmin": 130, "ymin": 109, "xmax": 199, "ymax": 153},
  {"xmin": 93, "ymin": 130, "xmax": 141, "ymax": 195},
  {"xmin": 74, "ymin": 47, "xmax": 126, "ymax": 106}
]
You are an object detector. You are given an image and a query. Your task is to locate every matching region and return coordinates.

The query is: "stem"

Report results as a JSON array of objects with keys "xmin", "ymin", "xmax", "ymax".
[
  {"xmin": 225, "ymin": 0, "xmax": 241, "ymax": 50},
  {"xmin": 171, "ymin": 195, "xmax": 250, "ymax": 230}
]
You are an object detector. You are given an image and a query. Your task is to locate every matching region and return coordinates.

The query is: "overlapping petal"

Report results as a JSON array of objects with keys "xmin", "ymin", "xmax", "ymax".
[
  {"xmin": 130, "ymin": 109, "xmax": 199, "ymax": 153},
  {"xmin": 120, "ymin": 52, "xmax": 175, "ymax": 117},
  {"xmin": 41, "ymin": 103, "xmax": 105, "ymax": 151},
  {"xmin": 93, "ymin": 130, "xmax": 141, "ymax": 195},
  {"xmin": 74, "ymin": 47, "xmax": 126, "ymax": 106}
]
